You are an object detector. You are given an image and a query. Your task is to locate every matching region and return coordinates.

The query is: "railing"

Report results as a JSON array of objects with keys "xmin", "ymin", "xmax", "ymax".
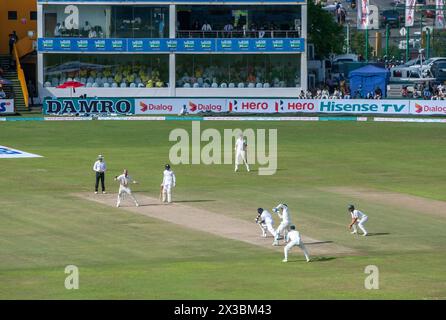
[
  {"xmin": 176, "ymin": 30, "xmax": 301, "ymax": 38},
  {"xmin": 13, "ymin": 43, "xmax": 29, "ymax": 109}
]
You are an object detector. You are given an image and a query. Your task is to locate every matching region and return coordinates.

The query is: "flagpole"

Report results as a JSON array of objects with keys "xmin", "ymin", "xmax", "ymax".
[
  {"xmin": 365, "ymin": 28, "xmax": 369, "ymax": 63},
  {"xmin": 406, "ymin": 26, "xmax": 410, "ymax": 62}
]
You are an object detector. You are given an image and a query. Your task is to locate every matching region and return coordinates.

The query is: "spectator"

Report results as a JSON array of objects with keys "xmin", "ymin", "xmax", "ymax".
[
  {"xmin": 54, "ymin": 23, "xmax": 62, "ymax": 37},
  {"xmin": 159, "ymin": 18, "xmax": 165, "ymax": 38},
  {"xmin": 88, "ymin": 28, "xmax": 97, "ymax": 38},
  {"xmin": 0, "ymin": 85, "xmax": 6, "ymax": 99},
  {"xmin": 83, "ymin": 21, "xmax": 92, "ymax": 33},
  {"xmin": 27, "ymin": 80, "xmax": 36, "ymax": 107},
  {"xmin": 8, "ymin": 31, "xmax": 18, "ymax": 56},
  {"xmin": 224, "ymin": 21, "xmax": 233, "ymax": 37},
  {"xmin": 201, "ymin": 21, "xmax": 212, "ymax": 32},
  {"xmin": 374, "ymin": 86, "xmax": 382, "ymax": 99},
  {"xmin": 192, "ymin": 20, "xmax": 200, "ymax": 31}
]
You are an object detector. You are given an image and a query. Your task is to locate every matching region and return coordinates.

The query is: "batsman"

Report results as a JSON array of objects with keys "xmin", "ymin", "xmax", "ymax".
[{"xmin": 161, "ymin": 164, "xmax": 176, "ymax": 204}]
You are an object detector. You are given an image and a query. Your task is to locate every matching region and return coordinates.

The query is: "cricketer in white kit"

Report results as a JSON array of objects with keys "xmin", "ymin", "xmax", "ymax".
[
  {"xmin": 283, "ymin": 225, "xmax": 310, "ymax": 263},
  {"xmin": 234, "ymin": 134, "xmax": 250, "ymax": 172},
  {"xmin": 161, "ymin": 164, "xmax": 176, "ymax": 203},
  {"xmin": 255, "ymin": 208, "xmax": 276, "ymax": 238},
  {"xmin": 348, "ymin": 204, "xmax": 368, "ymax": 236},
  {"xmin": 272, "ymin": 203, "xmax": 291, "ymax": 246},
  {"xmin": 114, "ymin": 169, "xmax": 139, "ymax": 207}
]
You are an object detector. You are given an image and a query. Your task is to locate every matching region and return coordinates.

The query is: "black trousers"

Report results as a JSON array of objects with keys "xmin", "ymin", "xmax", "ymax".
[{"xmin": 95, "ymin": 172, "xmax": 105, "ymax": 192}]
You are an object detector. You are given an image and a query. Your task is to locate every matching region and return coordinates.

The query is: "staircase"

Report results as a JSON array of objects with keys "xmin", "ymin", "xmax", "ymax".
[
  {"xmin": 387, "ymin": 84, "xmax": 403, "ymax": 98},
  {"xmin": 0, "ymin": 54, "xmax": 27, "ymax": 113}
]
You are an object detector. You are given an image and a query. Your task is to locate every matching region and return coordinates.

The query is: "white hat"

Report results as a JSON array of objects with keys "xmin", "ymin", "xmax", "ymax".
[{"xmin": 98, "ymin": 154, "xmax": 104, "ymax": 159}]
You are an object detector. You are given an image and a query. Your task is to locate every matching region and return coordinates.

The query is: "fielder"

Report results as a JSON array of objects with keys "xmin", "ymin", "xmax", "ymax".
[
  {"xmin": 234, "ymin": 134, "xmax": 250, "ymax": 172},
  {"xmin": 161, "ymin": 164, "xmax": 176, "ymax": 203},
  {"xmin": 114, "ymin": 169, "xmax": 139, "ymax": 208},
  {"xmin": 272, "ymin": 203, "xmax": 291, "ymax": 246},
  {"xmin": 255, "ymin": 208, "xmax": 276, "ymax": 238},
  {"xmin": 283, "ymin": 225, "xmax": 310, "ymax": 263},
  {"xmin": 348, "ymin": 204, "xmax": 368, "ymax": 236}
]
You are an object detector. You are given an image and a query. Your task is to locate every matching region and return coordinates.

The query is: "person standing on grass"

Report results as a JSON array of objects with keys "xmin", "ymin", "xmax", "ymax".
[
  {"xmin": 283, "ymin": 225, "xmax": 311, "ymax": 263},
  {"xmin": 348, "ymin": 204, "xmax": 368, "ymax": 236},
  {"xmin": 93, "ymin": 155, "xmax": 107, "ymax": 194}
]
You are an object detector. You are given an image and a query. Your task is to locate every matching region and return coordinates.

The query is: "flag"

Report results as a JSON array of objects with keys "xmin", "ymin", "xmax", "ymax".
[
  {"xmin": 405, "ymin": 0, "xmax": 416, "ymax": 27},
  {"xmin": 357, "ymin": 0, "xmax": 370, "ymax": 29},
  {"xmin": 436, "ymin": 0, "xmax": 445, "ymax": 29}
]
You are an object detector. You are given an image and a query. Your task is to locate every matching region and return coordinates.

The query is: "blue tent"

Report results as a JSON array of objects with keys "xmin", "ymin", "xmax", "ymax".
[{"xmin": 349, "ymin": 65, "xmax": 390, "ymax": 98}]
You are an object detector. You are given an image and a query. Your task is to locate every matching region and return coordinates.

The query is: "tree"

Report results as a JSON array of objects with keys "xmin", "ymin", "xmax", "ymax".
[
  {"xmin": 308, "ymin": 0, "xmax": 345, "ymax": 59},
  {"xmin": 351, "ymin": 31, "xmax": 373, "ymax": 60},
  {"xmin": 432, "ymin": 30, "xmax": 446, "ymax": 57}
]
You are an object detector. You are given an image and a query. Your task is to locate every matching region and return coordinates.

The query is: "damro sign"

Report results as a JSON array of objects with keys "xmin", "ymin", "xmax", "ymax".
[{"xmin": 43, "ymin": 98, "xmax": 134, "ymax": 115}]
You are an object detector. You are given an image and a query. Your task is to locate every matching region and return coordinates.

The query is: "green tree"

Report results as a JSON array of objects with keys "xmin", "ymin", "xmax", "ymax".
[
  {"xmin": 308, "ymin": 0, "xmax": 345, "ymax": 58},
  {"xmin": 351, "ymin": 31, "xmax": 374, "ymax": 60},
  {"xmin": 432, "ymin": 30, "xmax": 446, "ymax": 57}
]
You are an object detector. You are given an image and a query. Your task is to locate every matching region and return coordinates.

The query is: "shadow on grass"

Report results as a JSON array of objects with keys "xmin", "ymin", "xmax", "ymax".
[
  {"xmin": 311, "ymin": 257, "xmax": 336, "ymax": 262},
  {"xmin": 174, "ymin": 200, "xmax": 216, "ymax": 203},
  {"xmin": 304, "ymin": 241, "xmax": 334, "ymax": 245},
  {"xmin": 366, "ymin": 232, "xmax": 390, "ymax": 237},
  {"xmin": 286, "ymin": 257, "xmax": 336, "ymax": 263}
]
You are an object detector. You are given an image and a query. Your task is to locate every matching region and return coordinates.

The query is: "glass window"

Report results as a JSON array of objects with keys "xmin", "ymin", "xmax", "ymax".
[
  {"xmin": 176, "ymin": 54, "xmax": 300, "ymax": 88},
  {"xmin": 43, "ymin": 4, "xmax": 168, "ymax": 38},
  {"xmin": 44, "ymin": 54, "xmax": 169, "ymax": 88},
  {"xmin": 8, "ymin": 11, "xmax": 18, "ymax": 20},
  {"xmin": 177, "ymin": 5, "xmax": 301, "ymax": 38}
]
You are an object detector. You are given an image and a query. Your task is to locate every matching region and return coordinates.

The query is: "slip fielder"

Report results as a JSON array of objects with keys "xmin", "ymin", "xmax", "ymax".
[
  {"xmin": 348, "ymin": 204, "xmax": 369, "ymax": 236},
  {"xmin": 234, "ymin": 134, "xmax": 250, "ymax": 172},
  {"xmin": 161, "ymin": 164, "xmax": 176, "ymax": 204},
  {"xmin": 114, "ymin": 169, "xmax": 139, "ymax": 208},
  {"xmin": 272, "ymin": 203, "xmax": 292, "ymax": 246},
  {"xmin": 255, "ymin": 208, "xmax": 276, "ymax": 238},
  {"xmin": 283, "ymin": 225, "xmax": 310, "ymax": 263}
]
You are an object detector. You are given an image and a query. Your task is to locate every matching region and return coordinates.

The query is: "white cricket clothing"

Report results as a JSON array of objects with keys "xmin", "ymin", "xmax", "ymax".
[
  {"xmin": 259, "ymin": 210, "xmax": 275, "ymax": 237},
  {"xmin": 284, "ymin": 230, "xmax": 310, "ymax": 262},
  {"xmin": 234, "ymin": 138, "xmax": 249, "ymax": 171},
  {"xmin": 116, "ymin": 174, "xmax": 138, "ymax": 207},
  {"xmin": 162, "ymin": 170, "xmax": 176, "ymax": 186},
  {"xmin": 162, "ymin": 170, "xmax": 176, "ymax": 203},
  {"xmin": 286, "ymin": 230, "xmax": 301, "ymax": 243},
  {"xmin": 93, "ymin": 160, "xmax": 106, "ymax": 172},
  {"xmin": 351, "ymin": 210, "xmax": 368, "ymax": 235},
  {"xmin": 260, "ymin": 210, "xmax": 273, "ymax": 224},
  {"xmin": 274, "ymin": 204, "xmax": 291, "ymax": 223},
  {"xmin": 235, "ymin": 137, "xmax": 246, "ymax": 153},
  {"xmin": 351, "ymin": 209, "xmax": 367, "ymax": 220},
  {"xmin": 274, "ymin": 204, "xmax": 291, "ymax": 241}
]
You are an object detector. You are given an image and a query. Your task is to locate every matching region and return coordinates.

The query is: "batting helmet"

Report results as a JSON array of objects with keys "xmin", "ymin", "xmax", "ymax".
[
  {"xmin": 348, "ymin": 204, "xmax": 355, "ymax": 211},
  {"xmin": 290, "ymin": 225, "xmax": 296, "ymax": 230},
  {"xmin": 165, "ymin": 164, "xmax": 171, "ymax": 170},
  {"xmin": 257, "ymin": 208, "xmax": 263, "ymax": 214}
]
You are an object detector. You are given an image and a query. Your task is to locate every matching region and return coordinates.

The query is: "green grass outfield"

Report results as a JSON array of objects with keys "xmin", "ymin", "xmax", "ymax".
[{"xmin": 0, "ymin": 120, "xmax": 446, "ymax": 299}]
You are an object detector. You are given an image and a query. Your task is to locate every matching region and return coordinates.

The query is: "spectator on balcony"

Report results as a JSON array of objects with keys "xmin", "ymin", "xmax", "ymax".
[
  {"xmin": 192, "ymin": 20, "xmax": 200, "ymax": 31},
  {"xmin": 201, "ymin": 21, "xmax": 212, "ymax": 32},
  {"xmin": 54, "ymin": 23, "xmax": 62, "ymax": 37},
  {"xmin": 88, "ymin": 28, "xmax": 97, "ymax": 38},
  {"xmin": 159, "ymin": 18, "xmax": 165, "ymax": 38},
  {"xmin": 224, "ymin": 22, "xmax": 234, "ymax": 37}
]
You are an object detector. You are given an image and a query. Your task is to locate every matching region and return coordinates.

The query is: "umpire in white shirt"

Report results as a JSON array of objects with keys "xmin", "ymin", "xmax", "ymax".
[{"xmin": 93, "ymin": 155, "xmax": 107, "ymax": 194}]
